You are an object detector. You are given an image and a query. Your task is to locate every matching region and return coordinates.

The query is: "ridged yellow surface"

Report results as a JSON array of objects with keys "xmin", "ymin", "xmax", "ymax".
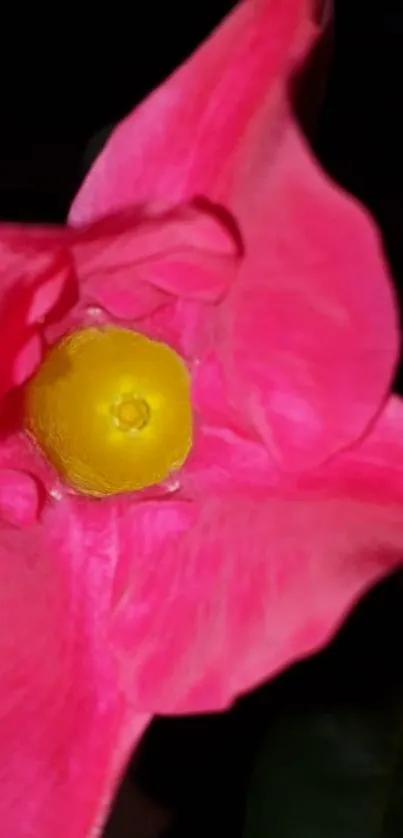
[{"xmin": 25, "ymin": 327, "xmax": 193, "ymax": 496}]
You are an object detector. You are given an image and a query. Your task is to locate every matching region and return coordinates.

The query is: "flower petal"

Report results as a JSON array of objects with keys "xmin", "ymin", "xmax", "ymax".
[
  {"xmin": 12, "ymin": 334, "xmax": 43, "ymax": 388},
  {"xmin": 0, "ymin": 469, "xmax": 40, "ymax": 526},
  {"xmin": 0, "ymin": 495, "xmax": 150, "ymax": 837},
  {"xmin": 218, "ymin": 126, "xmax": 399, "ymax": 468},
  {"xmin": 184, "ymin": 351, "xmax": 279, "ymax": 490},
  {"xmin": 181, "ymin": 425, "xmax": 276, "ymax": 493},
  {"xmin": 111, "ymin": 485, "xmax": 403, "ymax": 714},
  {"xmin": 70, "ymin": 0, "xmax": 398, "ymax": 467},
  {"xmin": 70, "ymin": 0, "xmax": 318, "ymax": 221},
  {"xmin": 0, "ymin": 226, "xmax": 75, "ymax": 396},
  {"xmin": 73, "ymin": 202, "xmax": 239, "ymax": 319},
  {"xmin": 304, "ymin": 395, "xmax": 403, "ymax": 504}
]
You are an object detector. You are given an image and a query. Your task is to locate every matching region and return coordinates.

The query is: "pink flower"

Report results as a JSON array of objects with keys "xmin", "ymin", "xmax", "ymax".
[{"xmin": 1, "ymin": 0, "xmax": 403, "ymax": 835}]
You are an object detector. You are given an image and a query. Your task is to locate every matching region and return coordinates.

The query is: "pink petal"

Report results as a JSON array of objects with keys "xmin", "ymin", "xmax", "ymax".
[
  {"xmin": 1, "ymin": 406, "xmax": 403, "ymax": 833},
  {"xmin": 73, "ymin": 202, "xmax": 239, "ymax": 319},
  {"xmin": 181, "ymin": 424, "xmax": 277, "ymax": 493},
  {"xmin": 184, "ymin": 351, "xmax": 280, "ymax": 490},
  {"xmin": 0, "ymin": 494, "xmax": 150, "ymax": 837},
  {"xmin": 70, "ymin": 0, "xmax": 398, "ymax": 466},
  {"xmin": 0, "ymin": 226, "xmax": 76, "ymax": 396},
  {"xmin": 0, "ymin": 469, "xmax": 40, "ymax": 526},
  {"xmin": 82, "ymin": 267, "xmax": 171, "ymax": 321},
  {"xmin": 218, "ymin": 126, "xmax": 399, "ymax": 468},
  {"xmin": 70, "ymin": 0, "xmax": 318, "ymax": 221},
  {"xmin": 303, "ymin": 395, "xmax": 403, "ymax": 504},
  {"xmin": 0, "ymin": 224, "xmax": 69, "ymax": 289},
  {"xmin": 12, "ymin": 334, "xmax": 43, "ymax": 387},
  {"xmin": 74, "ymin": 202, "xmax": 239, "ymax": 269},
  {"xmin": 27, "ymin": 272, "xmax": 71, "ymax": 325},
  {"xmin": 112, "ymin": 485, "xmax": 403, "ymax": 715},
  {"xmin": 0, "ymin": 429, "xmax": 65, "ymax": 497},
  {"xmin": 140, "ymin": 249, "xmax": 237, "ymax": 302},
  {"xmin": 139, "ymin": 297, "xmax": 208, "ymax": 360},
  {"xmin": 192, "ymin": 351, "xmax": 237, "ymax": 426}
]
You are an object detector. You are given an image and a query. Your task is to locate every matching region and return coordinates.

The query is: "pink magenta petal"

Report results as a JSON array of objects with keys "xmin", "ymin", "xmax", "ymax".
[
  {"xmin": 0, "ymin": 431, "xmax": 58, "ymax": 496},
  {"xmin": 82, "ymin": 268, "xmax": 171, "ymax": 321},
  {"xmin": 218, "ymin": 125, "xmax": 399, "ymax": 468},
  {"xmin": 70, "ymin": 0, "xmax": 318, "ymax": 221},
  {"xmin": 139, "ymin": 249, "xmax": 237, "ymax": 301},
  {"xmin": 73, "ymin": 203, "xmax": 238, "ymax": 270},
  {"xmin": 181, "ymin": 425, "xmax": 278, "ymax": 493},
  {"xmin": 0, "ymin": 226, "xmax": 76, "ymax": 396},
  {"xmin": 27, "ymin": 271, "xmax": 71, "ymax": 325},
  {"xmin": 0, "ymin": 224, "xmax": 68, "ymax": 289},
  {"xmin": 0, "ymin": 469, "xmax": 40, "ymax": 526},
  {"xmin": 302, "ymin": 395, "xmax": 403, "ymax": 504},
  {"xmin": 111, "ymin": 483, "xmax": 403, "ymax": 714},
  {"xmin": 0, "ymin": 494, "xmax": 151, "ymax": 837},
  {"xmin": 12, "ymin": 334, "xmax": 42, "ymax": 387},
  {"xmin": 70, "ymin": 0, "xmax": 399, "ymax": 466},
  {"xmin": 1, "ymin": 414, "xmax": 403, "ymax": 834},
  {"xmin": 73, "ymin": 202, "xmax": 239, "ymax": 318},
  {"xmin": 139, "ymin": 297, "xmax": 209, "ymax": 360}
]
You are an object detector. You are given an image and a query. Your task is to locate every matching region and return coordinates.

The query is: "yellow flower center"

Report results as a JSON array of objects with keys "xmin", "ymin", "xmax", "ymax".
[{"xmin": 24, "ymin": 327, "xmax": 193, "ymax": 497}]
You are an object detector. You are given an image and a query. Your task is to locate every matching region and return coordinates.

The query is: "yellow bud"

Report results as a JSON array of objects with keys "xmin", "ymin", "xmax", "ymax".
[{"xmin": 24, "ymin": 327, "xmax": 193, "ymax": 496}]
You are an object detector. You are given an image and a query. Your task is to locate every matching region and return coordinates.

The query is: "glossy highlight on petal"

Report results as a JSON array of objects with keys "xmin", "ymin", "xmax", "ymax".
[{"xmin": 24, "ymin": 327, "xmax": 193, "ymax": 496}]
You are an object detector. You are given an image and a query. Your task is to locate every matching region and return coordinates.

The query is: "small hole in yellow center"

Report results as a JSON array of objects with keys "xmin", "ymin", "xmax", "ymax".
[
  {"xmin": 24, "ymin": 326, "xmax": 193, "ymax": 497},
  {"xmin": 112, "ymin": 396, "xmax": 150, "ymax": 432}
]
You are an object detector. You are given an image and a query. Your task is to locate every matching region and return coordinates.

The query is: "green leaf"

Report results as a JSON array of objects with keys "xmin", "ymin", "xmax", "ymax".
[{"xmin": 244, "ymin": 699, "xmax": 403, "ymax": 838}]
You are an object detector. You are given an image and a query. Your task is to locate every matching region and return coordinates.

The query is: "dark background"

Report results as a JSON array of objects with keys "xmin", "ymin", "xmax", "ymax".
[
  {"xmin": 0, "ymin": 2, "xmax": 235, "ymax": 222},
  {"xmin": 1, "ymin": 2, "xmax": 402, "ymax": 836}
]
